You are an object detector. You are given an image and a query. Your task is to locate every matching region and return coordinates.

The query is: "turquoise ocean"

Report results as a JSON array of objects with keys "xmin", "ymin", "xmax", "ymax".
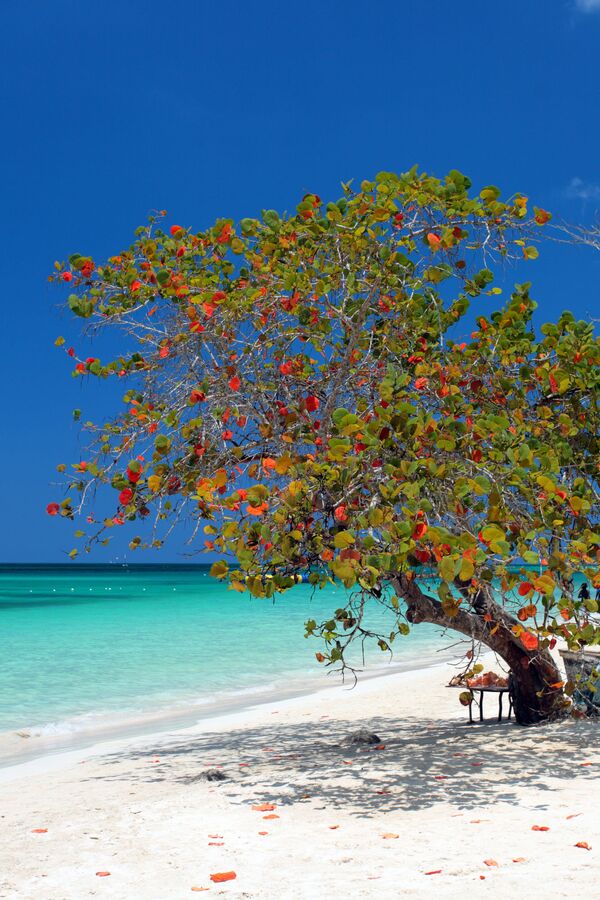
[{"xmin": 0, "ymin": 564, "xmax": 451, "ymax": 766}]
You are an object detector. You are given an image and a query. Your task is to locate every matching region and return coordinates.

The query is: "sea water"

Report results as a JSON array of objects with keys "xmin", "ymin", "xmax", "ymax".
[{"xmin": 0, "ymin": 564, "xmax": 450, "ymax": 765}]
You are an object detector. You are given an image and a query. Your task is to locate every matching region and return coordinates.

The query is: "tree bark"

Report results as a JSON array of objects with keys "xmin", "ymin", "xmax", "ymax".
[{"xmin": 389, "ymin": 573, "xmax": 566, "ymax": 726}]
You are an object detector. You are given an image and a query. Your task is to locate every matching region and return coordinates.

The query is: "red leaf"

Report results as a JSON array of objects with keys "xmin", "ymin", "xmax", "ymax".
[
  {"xmin": 532, "ymin": 825, "xmax": 550, "ymax": 832},
  {"xmin": 252, "ymin": 803, "xmax": 276, "ymax": 811},
  {"xmin": 424, "ymin": 870, "xmax": 442, "ymax": 875},
  {"xmin": 575, "ymin": 841, "xmax": 592, "ymax": 850},
  {"xmin": 484, "ymin": 859, "xmax": 499, "ymax": 867},
  {"xmin": 96, "ymin": 871, "xmax": 111, "ymax": 877},
  {"xmin": 210, "ymin": 871, "xmax": 236, "ymax": 883}
]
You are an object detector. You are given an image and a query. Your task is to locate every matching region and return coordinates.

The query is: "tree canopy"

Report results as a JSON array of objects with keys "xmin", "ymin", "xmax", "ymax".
[{"xmin": 49, "ymin": 168, "xmax": 600, "ymax": 723}]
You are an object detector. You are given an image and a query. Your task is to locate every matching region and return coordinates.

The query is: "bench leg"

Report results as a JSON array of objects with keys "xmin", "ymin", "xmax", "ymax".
[
  {"xmin": 498, "ymin": 692, "xmax": 503, "ymax": 723},
  {"xmin": 479, "ymin": 691, "xmax": 484, "ymax": 722}
]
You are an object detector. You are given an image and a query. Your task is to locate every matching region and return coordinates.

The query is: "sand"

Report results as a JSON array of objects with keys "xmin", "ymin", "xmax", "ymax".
[{"xmin": 1, "ymin": 657, "xmax": 599, "ymax": 899}]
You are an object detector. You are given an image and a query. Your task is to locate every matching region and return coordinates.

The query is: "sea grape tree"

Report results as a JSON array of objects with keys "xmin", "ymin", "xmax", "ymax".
[{"xmin": 49, "ymin": 168, "xmax": 600, "ymax": 725}]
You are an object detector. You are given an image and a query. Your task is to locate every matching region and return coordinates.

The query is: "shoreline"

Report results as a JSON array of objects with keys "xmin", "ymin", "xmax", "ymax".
[
  {"xmin": 0, "ymin": 649, "xmax": 457, "ymax": 783},
  {"xmin": 2, "ymin": 652, "xmax": 598, "ymax": 898}
]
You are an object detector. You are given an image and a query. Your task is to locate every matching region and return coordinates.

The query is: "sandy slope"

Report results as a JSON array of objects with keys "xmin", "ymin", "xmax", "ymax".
[{"xmin": 1, "ymin": 659, "xmax": 599, "ymax": 899}]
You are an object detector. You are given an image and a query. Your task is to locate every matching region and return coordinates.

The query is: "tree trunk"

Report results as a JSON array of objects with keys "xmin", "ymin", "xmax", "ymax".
[{"xmin": 389, "ymin": 573, "xmax": 566, "ymax": 726}]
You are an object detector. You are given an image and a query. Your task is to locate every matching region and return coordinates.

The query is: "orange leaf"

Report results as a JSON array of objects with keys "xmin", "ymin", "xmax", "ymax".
[
  {"xmin": 258, "ymin": 831, "xmax": 268, "ymax": 835},
  {"xmin": 263, "ymin": 814, "xmax": 279, "ymax": 820},
  {"xmin": 575, "ymin": 841, "xmax": 592, "ymax": 850},
  {"xmin": 252, "ymin": 803, "xmax": 276, "ymax": 811},
  {"xmin": 566, "ymin": 814, "xmax": 581, "ymax": 820},
  {"xmin": 532, "ymin": 825, "xmax": 550, "ymax": 832},
  {"xmin": 484, "ymin": 859, "xmax": 499, "ymax": 867},
  {"xmin": 512, "ymin": 857, "xmax": 527, "ymax": 863},
  {"xmin": 374, "ymin": 743, "xmax": 386, "ymax": 750},
  {"xmin": 382, "ymin": 833, "xmax": 399, "ymax": 839},
  {"xmin": 191, "ymin": 888, "xmax": 210, "ymax": 892},
  {"xmin": 210, "ymin": 871, "xmax": 237, "ymax": 883},
  {"xmin": 31, "ymin": 828, "xmax": 48, "ymax": 834},
  {"xmin": 520, "ymin": 631, "xmax": 538, "ymax": 651},
  {"xmin": 329, "ymin": 825, "xmax": 340, "ymax": 830},
  {"xmin": 96, "ymin": 871, "xmax": 111, "ymax": 877}
]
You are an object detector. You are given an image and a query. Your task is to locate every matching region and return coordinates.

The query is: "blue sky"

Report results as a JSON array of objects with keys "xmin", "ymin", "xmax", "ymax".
[{"xmin": 1, "ymin": 0, "xmax": 600, "ymax": 563}]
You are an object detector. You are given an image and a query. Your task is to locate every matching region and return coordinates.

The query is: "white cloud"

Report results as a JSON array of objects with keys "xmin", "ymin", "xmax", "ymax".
[
  {"xmin": 565, "ymin": 177, "xmax": 600, "ymax": 200},
  {"xmin": 576, "ymin": 0, "xmax": 600, "ymax": 11}
]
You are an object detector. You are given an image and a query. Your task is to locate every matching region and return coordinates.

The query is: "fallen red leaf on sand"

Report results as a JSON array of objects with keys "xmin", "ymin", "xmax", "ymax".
[
  {"xmin": 513, "ymin": 857, "xmax": 527, "ymax": 863},
  {"xmin": 471, "ymin": 762, "xmax": 483, "ymax": 767},
  {"xmin": 532, "ymin": 826, "xmax": 550, "ymax": 832},
  {"xmin": 580, "ymin": 762, "xmax": 593, "ymax": 766},
  {"xmin": 566, "ymin": 814, "xmax": 581, "ymax": 820},
  {"xmin": 375, "ymin": 790, "xmax": 391, "ymax": 795},
  {"xmin": 263, "ymin": 814, "xmax": 279, "ymax": 820},
  {"xmin": 484, "ymin": 859, "xmax": 499, "ymax": 867},
  {"xmin": 258, "ymin": 831, "xmax": 268, "ymax": 836},
  {"xmin": 210, "ymin": 871, "xmax": 236, "ymax": 883},
  {"xmin": 208, "ymin": 842, "xmax": 224, "ymax": 846},
  {"xmin": 382, "ymin": 833, "xmax": 399, "ymax": 839},
  {"xmin": 329, "ymin": 825, "xmax": 340, "ymax": 830},
  {"xmin": 252, "ymin": 803, "xmax": 276, "ymax": 812},
  {"xmin": 374, "ymin": 744, "xmax": 386, "ymax": 750},
  {"xmin": 208, "ymin": 834, "xmax": 222, "ymax": 839},
  {"xmin": 575, "ymin": 842, "xmax": 592, "ymax": 850},
  {"xmin": 96, "ymin": 871, "xmax": 111, "ymax": 877},
  {"xmin": 424, "ymin": 870, "xmax": 442, "ymax": 875},
  {"xmin": 31, "ymin": 828, "xmax": 48, "ymax": 834},
  {"xmin": 480, "ymin": 876, "xmax": 486, "ymax": 880},
  {"xmin": 434, "ymin": 776, "xmax": 447, "ymax": 780},
  {"xmin": 342, "ymin": 760, "xmax": 353, "ymax": 765},
  {"xmin": 239, "ymin": 763, "xmax": 249, "ymax": 768}
]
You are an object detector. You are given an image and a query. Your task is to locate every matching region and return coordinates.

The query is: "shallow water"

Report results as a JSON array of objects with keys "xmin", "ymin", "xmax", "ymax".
[{"xmin": 0, "ymin": 564, "xmax": 449, "ymax": 760}]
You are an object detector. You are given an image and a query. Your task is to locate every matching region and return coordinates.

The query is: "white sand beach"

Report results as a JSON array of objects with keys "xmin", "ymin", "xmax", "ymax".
[{"xmin": 1, "ymin": 658, "xmax": 598, "ymax": 899}]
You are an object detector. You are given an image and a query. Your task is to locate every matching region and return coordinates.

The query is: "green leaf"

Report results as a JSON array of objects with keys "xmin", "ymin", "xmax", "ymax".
[
  {"xmin": 210, "ymin": 560, "xmax": 229, "ymax": 580},
  {"xmin": 333, "ymin": 531, "xmax": 355, "ymax": 549}
]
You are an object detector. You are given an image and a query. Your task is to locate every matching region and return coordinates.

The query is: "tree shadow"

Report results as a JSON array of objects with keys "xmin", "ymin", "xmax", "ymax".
[{"xmin": 85, "ymin": 712, "xmax": 599, "ymax": 816}]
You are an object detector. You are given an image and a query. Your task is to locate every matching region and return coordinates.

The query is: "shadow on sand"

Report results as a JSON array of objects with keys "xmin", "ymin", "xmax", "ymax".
[{"xmin": 85, "ymin": 712, "xmax": 599, "ymax": 816}]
